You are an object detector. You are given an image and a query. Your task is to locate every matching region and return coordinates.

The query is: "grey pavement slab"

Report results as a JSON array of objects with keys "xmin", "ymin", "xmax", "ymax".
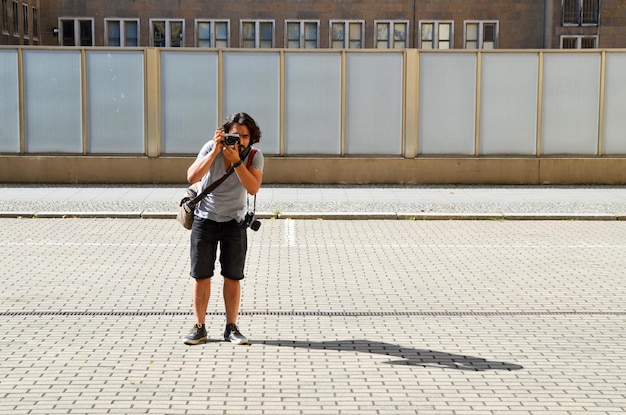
[
  {"xmin": 1, "ymin": 218, "xmax": 625, "ymax": 414},
  {"xmin": 1, "ymin": 184, "xmax": 626, "ymax": 220}
]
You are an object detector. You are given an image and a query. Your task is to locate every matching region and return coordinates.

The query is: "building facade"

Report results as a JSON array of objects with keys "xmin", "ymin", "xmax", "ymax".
[
  {"xmin": 0, "ymin": 0, "xmax": 40, "ymax": 45},
  {"xmin": 8, "ymin": 0, "xmax": 618, "ymax": 50}
]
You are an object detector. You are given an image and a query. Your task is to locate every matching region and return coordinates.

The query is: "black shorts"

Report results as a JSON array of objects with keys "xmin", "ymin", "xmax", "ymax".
[{"xmin": 190, "ymin": 217, "xmax": 247, "ymax": 280}]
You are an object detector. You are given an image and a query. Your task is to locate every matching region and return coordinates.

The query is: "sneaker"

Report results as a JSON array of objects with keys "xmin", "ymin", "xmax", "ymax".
[
  {"xmin": 224, "ymin": 323, "xmax": 248, "ymax": 345},
  {"xmin": 183, "ymin": 323, "xmax": 207, "ymax": 345}
]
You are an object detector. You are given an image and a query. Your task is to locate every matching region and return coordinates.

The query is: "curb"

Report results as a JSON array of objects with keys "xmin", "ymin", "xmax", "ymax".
[{"xmin": 1, "ymin": 211, "xmax": 625, "ymax": 220}]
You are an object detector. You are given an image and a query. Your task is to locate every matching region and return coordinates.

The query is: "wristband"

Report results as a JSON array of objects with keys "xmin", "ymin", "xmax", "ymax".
[{"xmin": 232, "ymin": 160, "xmax": 243, "ymax": 168}]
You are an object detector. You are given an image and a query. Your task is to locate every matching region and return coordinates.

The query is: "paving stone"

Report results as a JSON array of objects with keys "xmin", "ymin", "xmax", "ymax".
[{"xmin": 0, "ymin": 218, "xmax": 625, "ymax": 414}]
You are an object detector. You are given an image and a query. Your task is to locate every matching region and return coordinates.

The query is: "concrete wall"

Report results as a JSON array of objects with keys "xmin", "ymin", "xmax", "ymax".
[{"xmin": 1, "ymin": 156, "xmax": 625, "ymax": 185}]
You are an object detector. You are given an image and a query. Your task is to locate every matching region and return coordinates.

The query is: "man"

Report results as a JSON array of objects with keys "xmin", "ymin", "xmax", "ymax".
[{"xmin": 183, "ymin": 112, "xmax": 264, "ymax": 345}]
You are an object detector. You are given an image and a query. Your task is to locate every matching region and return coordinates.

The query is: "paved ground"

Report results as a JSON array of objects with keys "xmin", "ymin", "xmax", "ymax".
[
  {"xmin": 1, "ymin": 185, "xmax": 626, "ymax": 414},
  {"xmin": 1, "ymin": 184, "xmax": 626, "ymax": 219}
]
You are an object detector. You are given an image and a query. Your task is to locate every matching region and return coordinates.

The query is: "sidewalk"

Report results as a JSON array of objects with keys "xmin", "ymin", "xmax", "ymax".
[
  {"xmin": 1, "ymin": 216, "xmax": 625, "ymax": 414},
  {"xmin": 1, "ymin": 183, "xmax": 626, "ymax": 220}
]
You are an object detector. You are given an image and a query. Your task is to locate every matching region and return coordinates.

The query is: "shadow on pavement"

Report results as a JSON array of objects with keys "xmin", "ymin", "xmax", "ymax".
[{"xmin": 257, "ymin": 339, "xmax": 523, "ymax": 371}]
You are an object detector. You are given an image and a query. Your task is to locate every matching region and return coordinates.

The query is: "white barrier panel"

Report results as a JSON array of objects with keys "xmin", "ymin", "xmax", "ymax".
[
  {"xmin": 480, "ymin": 53, "xmax": 539, "ymax": 155},
  {"xmin": 87, "ymin": 51, "xmax": 145, "ymax": 153},
  {"xmin": 23, "ymin": 50, "xmax": 83, "ymax": 153},
  {"xmin": 0, "ymin": 50, "xmax": 19, "ymax": 153},
  {"xmin": 161, "ymin": 51, "xmax": 218, "ymax": 153},
  {"xmin": 345, "ymin": 52, "xmax": 403, "ymax": 155},
  {"xmin": 603, "ymin": 52, "xmax": 626, "ymax": 155},
  {"xmin": 541, "ymin": 53, "xmax": 600, "ymax": 155},
  {"xmin": 223, "ymin": 52, "xmax": 280, "ymax": 155},
  {"xmin": 285, "ymin": 52, "xmax": 342, "ymax": 154},
  {"xmin": 419, "ymin": 53, "xmax": 476, "ymax": 155}
]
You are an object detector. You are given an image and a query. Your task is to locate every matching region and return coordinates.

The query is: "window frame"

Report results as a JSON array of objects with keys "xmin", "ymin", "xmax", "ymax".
[
  {"xmin": 329, "ymin": 19, "xmax": 365, "ymax": 49},
  {"xmin": 418, "ymin": 20, "xmax": 453, "ymax": 49},
  {"xmin": 104, "ymin": 18, "xmax": 140, "ymax": 47},
  {"xmin": 560, "ymin": 35, "xmax": 598, "ymax": 49},
  {"xmin": 1, "ymin": 0, "xmax": 8, "ymax": 34},
  {"xmin": 31, "ymin": 5, "xmax": 37, "ymax": 40},
  {"xmin": 58, "ymin": 17, "xmax": 95, "ymax": 46},
  {"xmin": 21, "ymin": 2, "xmax": 27, "ymax": 38},
  {"xmin": 374, "ymin": 20, "xmax": 409, "ymax": 49},
  {"xmin": 240, "ymin": 19, "xmax": 275, "ymax": 48},
  {"xmin": 195, "ymin": 19, "xmax": 230, "ymax": 48},
  {"xmin": 12, "ymin": 0, "xmax": 17, "ymax": 35},
  {"xmin": 464, "ymin": 20, "xmax": 499, "ymax": 49},
  {"xmin": 562, "ymin": 0, "xmax": 600, "ymax": 26},
  {"xmin": 284, "ymin": 19, "xmax": 319, "ymax": 49},
  {"xmin": 149, "ymin": 18, "xmax": 185, "ymax": 47}
]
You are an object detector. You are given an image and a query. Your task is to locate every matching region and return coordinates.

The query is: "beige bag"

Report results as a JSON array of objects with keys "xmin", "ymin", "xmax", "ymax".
[{"xmin": 176, "ymin": 182, "xmax": 200, "ymax": 230}]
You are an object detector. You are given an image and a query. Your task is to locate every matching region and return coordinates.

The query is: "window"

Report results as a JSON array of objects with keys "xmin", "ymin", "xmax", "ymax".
[
  {"xmin": 330, "ymin": 20, "xmax": 364, "ymax": 49},
  {"xmin": 2, "ymin": 0, "xmax": 8, "ymax": 34},
  {"xmin": 21, "ymin": 2, "xmax": 27, "ymax": 36},
  {"xmin": 465, "ymin": 21, "xmax": 498, "ymax": 49},
  {"xmin": 375, "ymin": 21, "xmax": 408, "ymax": 49},
  {"xmin": 59, "ymin": 18, "xmax": 94, "ymax": 46},
  {"xmin": 419, "ymin": 21, "xmax": 452, "ymax": 49},
  {"xmin": 32, "ymin": 6, "xmax": 37, "ymax": 39},
  {"xmin": 150, "ymin": 19, "xmax": 184, "ymax": 47},
  {"xmin": 561, "ymin": 35, "xmax": 598, "ymax": 48},
  {"xmin": 563, "ymin": 0, "xmax": 599, "ymax": 25},
  {"xmin": 241, "ymin": 20, "xmax": 274, "ymax": 48},
  {"xmin": 105, "ymin": 19, "xmax": 139, "ymax": 46},
  {"xmin": 285, "ymin": 20, "xmax": 319, "ymax": 48},
  {"xmin": 195, "ymin": 19, "xmax": 229, "ymax": 48},
  {"xmin": 12, "ymin": 0, "xmax": 17, "ymax": 35}
]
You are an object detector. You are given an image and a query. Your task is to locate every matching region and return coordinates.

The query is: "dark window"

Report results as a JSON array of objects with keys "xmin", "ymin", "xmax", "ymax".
[
  {"xmin": 12, "ymin": 0, "xmax": 17, "ymax": 34},
  {"xmin": 563, "ymin": 0, "xmax": 580, "ymax": 24},
  {"xmin": 79, "ymin": 20, "xmax": 92, "ymax": 45},
  {"xmin": 563, "ymin": 0, "xmax": 599, "ymax": 26},
  {"xmin": 582, "ymin": 0, "xmax": 599, "ymax": 24},
  {"xmin": 581, "ymin": 37, "xmax": 597, "ymax": 48},
  {"xmin": 62, "ymin": 20, "xmax": 75, "ymax": 45},
  {"xmin": 32, "ymin": 6, "xmax": 37, "ymax": 38},
  {"xmin": 2, "ymin": 0, "xmax": 8, "ymax": 33}
]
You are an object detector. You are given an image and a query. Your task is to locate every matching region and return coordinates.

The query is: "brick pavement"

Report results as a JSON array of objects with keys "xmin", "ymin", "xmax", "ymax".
[
  {"xmin": 1, "ymin": 184, "xmax": 626, "ymax": 219},
  {"xmin": 1, "ymin": 218, "xmax": 625, "ymax": 414}
]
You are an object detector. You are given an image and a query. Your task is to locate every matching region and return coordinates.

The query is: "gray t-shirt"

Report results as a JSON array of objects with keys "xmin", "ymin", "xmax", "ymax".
[{"xmin": 194, "ymin": 141, "xmax": 264, "ymax": 223}]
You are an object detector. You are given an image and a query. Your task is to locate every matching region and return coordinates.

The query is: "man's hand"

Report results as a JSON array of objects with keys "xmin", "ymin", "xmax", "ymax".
[{"xmin": 222, "ymin": 143, "xmax": 241, "ymax": 166}]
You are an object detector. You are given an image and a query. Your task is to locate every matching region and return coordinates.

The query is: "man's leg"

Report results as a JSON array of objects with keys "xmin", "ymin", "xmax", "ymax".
[
  {"xmin": 183, "ymin": 277, "xmax": 211, "ymax": 345},
  {"xmin": 193, "ymin": 277, "xmax": 211, "ymax": 324},
  {"xmin": 221, "ymin": 220, "xmax": 248, "ymax": 344},
  {"xmin": 185, "ymin": 216, "xmax": 218, "ymax": 345},
  {"xmin": 223, "ymin": 277, "xmax": 247, "ymax": 344},
  {"xmin": 223, "ymin": 277, "xmax": 240, "ymax": 324}
]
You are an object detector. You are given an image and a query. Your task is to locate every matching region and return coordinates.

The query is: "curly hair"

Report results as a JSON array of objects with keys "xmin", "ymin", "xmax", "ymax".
[{"xmin": 222, "ymin": 112, "xmax": 261, "ymax": 145}]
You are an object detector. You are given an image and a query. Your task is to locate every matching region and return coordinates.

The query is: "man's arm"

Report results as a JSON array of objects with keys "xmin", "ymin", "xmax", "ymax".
[
  {"xmin": 234, "ymin": 164, "xmax": 263, "ymax": 195},
  {"xmin": 187, "ymin": 130, "xmax": 222, "ymax": 184}
]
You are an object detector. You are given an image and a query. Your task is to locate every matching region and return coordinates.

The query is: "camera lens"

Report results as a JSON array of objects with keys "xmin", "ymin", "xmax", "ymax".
[{"xmin": 250, "ymin": 220, "xmax": 261, "ymax": 231}]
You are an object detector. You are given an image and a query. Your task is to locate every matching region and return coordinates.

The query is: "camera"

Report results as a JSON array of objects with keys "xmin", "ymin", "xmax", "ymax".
[
  {"xmin": 241, "ymin": 212, "xmax": 261, "ymax": 231},
  {"xmin": 224, "ymin": 133, "xmax": 240, "ymax": 147}
]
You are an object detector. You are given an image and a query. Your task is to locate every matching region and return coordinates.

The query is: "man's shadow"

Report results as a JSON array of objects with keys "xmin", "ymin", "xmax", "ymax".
[{"xmin": 257, "ymin": 339, "xmax": 523, "ymax": 371}]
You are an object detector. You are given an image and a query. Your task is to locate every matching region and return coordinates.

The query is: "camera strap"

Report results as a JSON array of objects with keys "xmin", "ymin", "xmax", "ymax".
[
  {"xmin": 246, "ymin": 193, "xmax": 257, "ymax": 215},
  {"xmin": 244, "ymin": 147, "xmax": 259, "ymax": 214}
]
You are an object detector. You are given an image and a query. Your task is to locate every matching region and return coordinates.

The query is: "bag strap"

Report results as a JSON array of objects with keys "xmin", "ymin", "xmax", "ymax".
[
  {"xmin": 189, "ymin": 146, "xmax": 255, "ymax": 205},
  {"xmin": 246, "ymin": 148, "xmax": 257, "ymax": 169}
]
